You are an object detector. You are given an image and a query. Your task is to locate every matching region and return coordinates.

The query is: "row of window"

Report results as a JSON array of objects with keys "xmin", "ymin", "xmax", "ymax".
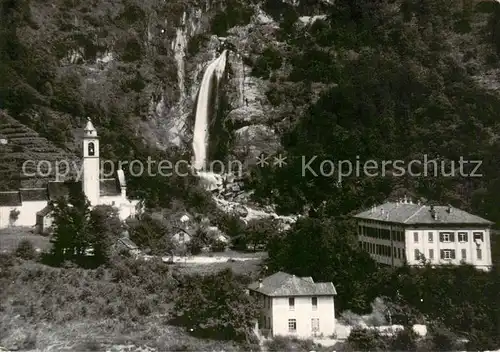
[
  {"xmin": 414, "ymin": 231, "xmax": 484, "ymax": 243},
  {"xmin": 415, "ymin": 248, "xmax": 482, "ymax": 261},
  {"xmin": 358, "ymin": 226, "xmax": 404, "ymax": 241},
  {"xmin": 361, "ymin": 241, "xmax": 484, "ymax": 262},
  {"xmin": 359, "ymin": 226, "xmax": 485, "ymax": 244},
  {"xmin": 287, "ymin": 318, "xmax": 320, "ymax": 332},
  {"xmin": 359, "ymin": 241, "xmax": 406, "ymax": 259},
  {"xmin": 288, "ymin": 297, "xmax": 317, "ymax": 310}
]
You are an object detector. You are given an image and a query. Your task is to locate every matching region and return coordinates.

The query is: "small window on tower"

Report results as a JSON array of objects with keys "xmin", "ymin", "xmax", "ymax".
[{"xmin": 88, "ymin": 142, "xmax": 95, "ymax": 156}]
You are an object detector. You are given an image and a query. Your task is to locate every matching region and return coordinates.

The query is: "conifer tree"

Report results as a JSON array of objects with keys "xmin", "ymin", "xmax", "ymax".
[{"xmin": 49, "ymin": 183, "xmax": 92, "ymax": 265}]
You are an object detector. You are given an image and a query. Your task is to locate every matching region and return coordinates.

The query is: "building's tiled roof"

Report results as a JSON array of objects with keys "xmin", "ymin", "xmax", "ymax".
[
  {"xmin": 117, "ymin": 237, "xmax": 139, "ymax": 250},
  {"xmin": 36, "ymin": 205, "xmax": 53, "ymax": 217},
  {"xmin": 0, "ymin": 191, "xmax": 21, "ymax": 206},
  {"xmin": 20, "ymin": 188, "xmax": 48, "ymax": 201},
  {"xmin": 100, "ymin": 178, "xmax": 121, "ymax": 196},
  {"xmin": 47, "ymin": 181, "xmax": 81, "ymax": 201},
  {"xmin": 248, "ymin": 271, "xmax": 337, "ymax": 297},
  {"xmin": 353, "ymin": 201, "xmax": 493, "ymax": 225}
]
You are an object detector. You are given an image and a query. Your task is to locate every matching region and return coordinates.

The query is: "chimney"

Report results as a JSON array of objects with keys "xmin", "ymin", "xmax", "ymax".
[
  {"xmin": 447, "ymin": 205, "xmax": 452, "ymax": 213},
  {"xmin": 429, "ymin": 205, "xmax": 437, "ymax": 220},
  {"xmin": 258, "ymin": 279, "xmax": 263, "ymax": 288},
  {"xmin": 403, "ymin": 195, "xmax": 407, "ymax": 204}
]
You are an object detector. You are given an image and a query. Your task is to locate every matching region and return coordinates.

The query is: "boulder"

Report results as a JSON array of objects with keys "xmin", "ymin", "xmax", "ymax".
[{"xmin": 233, "ymin": 204, "xmax": 249, "ymax": 217}]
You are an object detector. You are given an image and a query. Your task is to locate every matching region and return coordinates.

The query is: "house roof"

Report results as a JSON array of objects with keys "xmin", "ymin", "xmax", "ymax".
[
  {"xmin": 47, "ymin": 181, "xmax": 81, "ymax": 201},
  {"xmin": 353, "ymin": 202, "xmax": 493, "ymax": 226},
  {"xmin": 100, "ymin": 178, "xmax": 121, "ymax": 196},
  {"xmin": 36, "ymin": 205, "xmax": 53, "ymax": 217},
  {"xmin": 0, "ymin": 191, "xmax": 22, "ymax": 206},
  {"xmin": 248, "ymin": 271, "xmax": 337, "ymax": 297},
  {"xmin": 117, "ymin": 237, "xmax": 139, "ymax": 250},
  {"xmin": 20, "ymin": 188, "xmax": 48, "ymax": 201}
]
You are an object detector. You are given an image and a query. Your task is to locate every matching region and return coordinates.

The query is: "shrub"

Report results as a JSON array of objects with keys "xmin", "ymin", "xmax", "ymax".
[
  {"xmin": 210, "ymin": 239, "xmax": 227, "ymax": 252},
  {"xmin": 251, "ymin": 47, "xmax": 282, "ymax": 79},
  {"xmin": 9, "ymin": 209, "xmax": 20, "ymax": 225},
  {"xmin": 427, "ymin": 324, "xmax": 460, "ymax": 351},
  {"xmin": 187, "ymin": 237, "xmax": 203, "ymax": 255},
  {"xmin": 346, "ymin": 327, "xmax": 390, "ymax": 351},
  {"xmin": 187, "ymin": 34, "xmax": 209, "ymax": 56},
  {"xmin": 15, "ymin": 239, "xmax": 36, "ymax": 260},
  {"xmin": 75, "ymin": 339, "xmax": 103, "ymax": 351},
  {"xmin": 476, "ymin": 1, "xmax": 497, "ymax": 13},
  {"xmin": 122, "ymin": 37, "xmax": 142, "ymax": 62},
  {"xmin": 209, "ymin": 1, "xmax": 254, "ymax": 36},
  {"xmin": 265, "ymin": 336, "xmax": 315, "ymax": 351},
  {"xmin": 171, "ymin": 269, "xmax": 258, "ymax": 341},
  {"xmin": 119, "ymin": 3, "xmax": 146, "ymax": 25},
  {"xmin": 391, "ymin": 327, "xmax": 419, "ymax": 351}
]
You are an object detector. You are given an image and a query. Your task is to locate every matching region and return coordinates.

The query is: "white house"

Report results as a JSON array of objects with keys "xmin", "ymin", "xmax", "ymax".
[
  {"xmin": 354, "ymin": 197, "xmax": 493, "ymax": 271},
  {"xmin": 248, "ymin": 271, "xmax": 337, "ymax": 339},
  {"xmin": 0, "ymin": 119, "xmax": 141, "ymax": 231}
]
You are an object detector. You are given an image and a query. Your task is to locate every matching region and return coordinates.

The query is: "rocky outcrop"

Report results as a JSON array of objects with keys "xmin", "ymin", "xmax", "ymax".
[{"xmin": 233, "ymin": 124, "xmax": 280, "ymax": 165}]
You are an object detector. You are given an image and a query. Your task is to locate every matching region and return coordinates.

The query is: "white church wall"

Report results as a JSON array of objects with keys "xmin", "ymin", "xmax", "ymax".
[
  {"xmin": 0, "ymin": 201, "xmax": 47, "ymax": 228},
  {"xmin": 0, "ymin": 120, "xmax": 143, "ymax": 231},
  {"xmin": 100, "ymin": 196, "xmax": 139, "ymax": 220},
  {"xmin": 99, "ymin": 196, "xmax": 124, "ymax": 207}
]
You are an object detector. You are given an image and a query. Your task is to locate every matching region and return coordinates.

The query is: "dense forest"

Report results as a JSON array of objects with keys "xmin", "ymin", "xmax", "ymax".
[
  {"xmin": 2, "ymin": 0, "xmax": 500, "ymax": 350},
  {"xmin": 247, "ymin": 0, "xmax": 500, "ymax": 226}
]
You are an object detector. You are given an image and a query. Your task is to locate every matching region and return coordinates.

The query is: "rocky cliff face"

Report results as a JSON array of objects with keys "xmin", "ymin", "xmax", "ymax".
[{"xmin": 2, "ymin": 0, "xmax": 296, "ymax": 167}]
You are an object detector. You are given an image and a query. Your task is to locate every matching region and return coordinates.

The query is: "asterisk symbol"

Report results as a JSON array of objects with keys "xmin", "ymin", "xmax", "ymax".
[
  {"xmin": 256, "ymin": 153, "xmax": 269, "ymax": 167},
  {"xmin": 273, "ymin": 154, "xmax": 287, "ymax": 167}
]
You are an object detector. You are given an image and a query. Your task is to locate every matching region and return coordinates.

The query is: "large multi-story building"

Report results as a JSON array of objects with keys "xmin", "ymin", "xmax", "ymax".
[
  {"xmin": 353, "ymin": 198, "xmax": 493, "ymax": 271},
  {"xmin": 248, "ymin": 271, "xmax": 337, "ymax": 338}
]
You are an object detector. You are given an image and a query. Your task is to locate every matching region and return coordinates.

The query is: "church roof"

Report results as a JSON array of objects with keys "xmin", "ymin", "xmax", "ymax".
[
  {"xmin": 20, "ymin": 188, "xmax": 48, "ymax": 201},
  {"xmin": 0, "ymin": 191, "xmax": 22, "ymax": 206},
  {"xmin": 100, "ymin": 178, "xmax": 121, "ymax": 196},
  {"xmin": 47, "ymin": 181, "xmax": 81, "ymax": 201}
]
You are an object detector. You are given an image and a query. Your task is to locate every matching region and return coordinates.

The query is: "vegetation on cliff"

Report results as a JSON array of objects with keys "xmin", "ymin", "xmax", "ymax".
[{"xmin": 247, "ymin": 0, "xmax": 500, "ymax": 227}]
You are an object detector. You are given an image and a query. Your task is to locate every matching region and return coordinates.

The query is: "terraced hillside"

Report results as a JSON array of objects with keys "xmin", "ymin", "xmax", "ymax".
[{"xmin": 0, "ymin": 110, "xmax": 80, "ymax": 191}]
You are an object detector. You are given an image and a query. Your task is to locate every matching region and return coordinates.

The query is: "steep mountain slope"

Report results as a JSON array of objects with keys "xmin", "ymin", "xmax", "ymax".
[
  {"xmin": 2, "ymin": 0, "xmax": 500, "ymax": 223},
  {"xmin": 0, "ymin": 110, "xmax": 80, "ymax": 190}
]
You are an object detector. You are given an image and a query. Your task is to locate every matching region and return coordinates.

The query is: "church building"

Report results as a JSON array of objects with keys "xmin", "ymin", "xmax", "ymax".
[{"xmin": 0, "ymin": 119, "xmax": 141, "ymax": 232}]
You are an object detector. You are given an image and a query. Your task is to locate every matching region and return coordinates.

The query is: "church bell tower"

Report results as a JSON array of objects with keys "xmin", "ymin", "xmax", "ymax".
[{"xmin": 82, "ymin": 118, "xmax": 100, "ymax": 205}]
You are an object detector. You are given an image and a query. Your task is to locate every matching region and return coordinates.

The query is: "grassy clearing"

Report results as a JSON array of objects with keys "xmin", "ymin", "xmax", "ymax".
[
  {"xmin": 173, "ymin": 258, "xmax": 263, "ymax": 276},
  {"xmin": 204, "ymin": 250, "xmax": 268, "ymax": 259},
  {"xmin": 0, "ymin": 255, "xmax": 256, "ymax": 351},
  {"xmin": 3, "ymin": 316, "xmax": 245, "ymax": 351},
  {"xmin": 0, "ymin": 227, "xmax": 51, "ymax": 252}
]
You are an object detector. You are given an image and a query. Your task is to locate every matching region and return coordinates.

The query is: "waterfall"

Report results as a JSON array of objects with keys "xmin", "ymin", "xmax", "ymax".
[
  {"xmin": 192, "ymin": 50, "xmax": 228, "ymax": 171},
  {"xmin": 174, "ymin": 28, "xmax": 187, "ymax": 104}
]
